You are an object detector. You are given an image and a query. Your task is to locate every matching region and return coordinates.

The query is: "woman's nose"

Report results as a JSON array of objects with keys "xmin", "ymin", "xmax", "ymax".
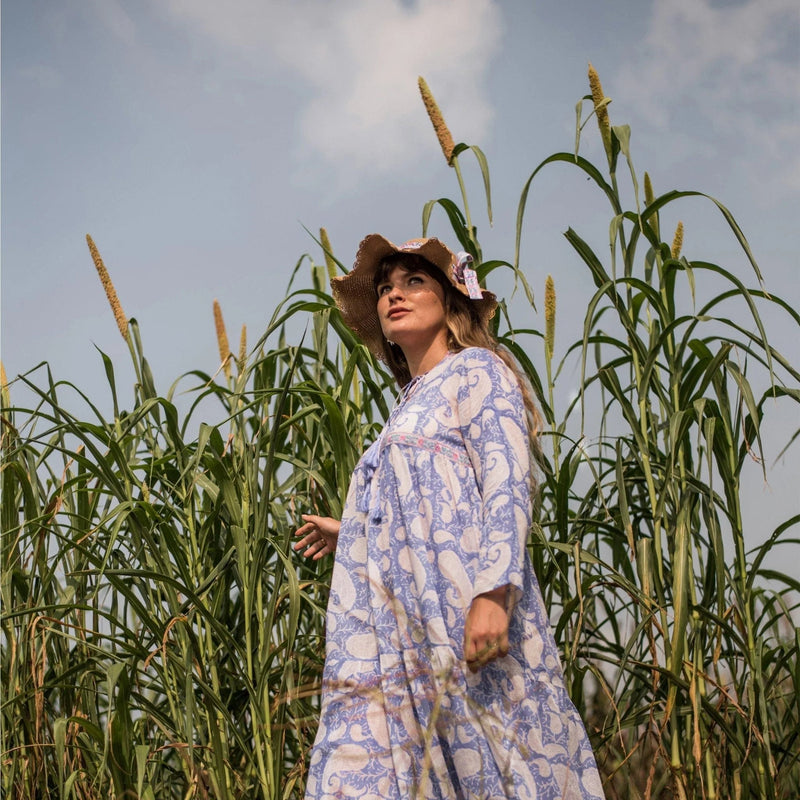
[{"xmin": 387, "ymin": 284, "xmax": 404, "ymax": 301}]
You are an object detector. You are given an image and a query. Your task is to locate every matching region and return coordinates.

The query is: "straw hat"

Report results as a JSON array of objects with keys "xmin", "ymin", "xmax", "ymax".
[{"xmin": 331, "ymin": 234, "xmax": 497, "ymax": 359}]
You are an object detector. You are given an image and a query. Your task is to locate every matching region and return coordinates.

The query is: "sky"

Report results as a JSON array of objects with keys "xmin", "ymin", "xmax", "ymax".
[{"xmin": 2, "ymin": 0, "xmax": 799, "ymax": 570}]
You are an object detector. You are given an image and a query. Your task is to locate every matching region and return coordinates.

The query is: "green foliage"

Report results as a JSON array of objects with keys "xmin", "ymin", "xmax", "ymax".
[
  {"xmin": 2, "ymin": 76, "xmax": 799, "ymax": 799},
  {"xmin": 1, "ymin": 292, "xmax": 392, "ymax": 799}
]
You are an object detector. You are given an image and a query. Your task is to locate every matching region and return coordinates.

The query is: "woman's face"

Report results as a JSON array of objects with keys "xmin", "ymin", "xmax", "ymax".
[{"xmin": 376, "ymin": 265, "xmax": 448, "ymax": 354}]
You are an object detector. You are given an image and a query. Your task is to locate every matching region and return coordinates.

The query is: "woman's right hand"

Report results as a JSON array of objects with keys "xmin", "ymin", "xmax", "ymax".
[{"xmin": 293, "ymin": 515, "xmax": 341, "ymax": 559}]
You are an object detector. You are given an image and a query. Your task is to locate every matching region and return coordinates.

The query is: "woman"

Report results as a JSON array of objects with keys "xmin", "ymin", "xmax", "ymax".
[{"xmin": 295, "ymin": 234, "xmax": 605, "ymax": 800}]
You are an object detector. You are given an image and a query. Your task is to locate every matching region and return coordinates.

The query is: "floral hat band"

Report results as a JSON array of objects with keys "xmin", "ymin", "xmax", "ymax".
[
  {"xmin": 453, "ymin": 252, "xmax": 484, "ymax": 299},
  {"xmin": 330, "ymin": 234, "xmax": 497, "ymax": 360}
]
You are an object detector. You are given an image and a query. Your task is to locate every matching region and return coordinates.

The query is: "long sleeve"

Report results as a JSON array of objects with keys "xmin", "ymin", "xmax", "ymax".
[{"xmin": 455, "ymin": 349, "xmax": 532, "ymax": 601}]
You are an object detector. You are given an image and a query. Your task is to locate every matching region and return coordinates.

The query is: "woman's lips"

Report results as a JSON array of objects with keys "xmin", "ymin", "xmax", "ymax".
[{"xmin": 387, "ymin": 308, "xmax": 410, "ymax": 318}]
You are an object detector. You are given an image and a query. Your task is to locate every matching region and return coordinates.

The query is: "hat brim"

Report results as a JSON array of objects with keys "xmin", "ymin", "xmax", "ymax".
[{"xmin": 331, "ymin": 234, "xmax": 497, "ymax": 359}]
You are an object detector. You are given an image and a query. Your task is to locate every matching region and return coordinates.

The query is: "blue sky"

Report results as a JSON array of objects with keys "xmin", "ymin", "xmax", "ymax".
[{"xmin": 3, "ymin": 0, "xmax": 799, "ymax": 565}]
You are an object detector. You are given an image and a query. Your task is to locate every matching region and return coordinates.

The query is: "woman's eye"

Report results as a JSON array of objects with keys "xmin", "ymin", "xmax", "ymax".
[
  {"xmin": 408, "ymin": 275, "xmax": 423, "ymax": 285},
  {"xmin": 377, "ymin": 285, "xmax": 390, "ymax": 296}
]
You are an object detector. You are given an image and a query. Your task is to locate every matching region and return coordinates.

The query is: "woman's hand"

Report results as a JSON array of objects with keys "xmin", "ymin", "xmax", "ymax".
[
  {"xmin": 293, "ymin": 515, "xmax": 341, "ymax": 560},
  {"xmin": 464, "ymin": 585, "xmax": 510, "ymax": 673}
]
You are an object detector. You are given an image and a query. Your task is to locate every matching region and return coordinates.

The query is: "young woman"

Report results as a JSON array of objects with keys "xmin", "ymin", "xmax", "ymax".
[{"xmin": 295, "ymin": 234, "xmax": 605, "ymax": 799}]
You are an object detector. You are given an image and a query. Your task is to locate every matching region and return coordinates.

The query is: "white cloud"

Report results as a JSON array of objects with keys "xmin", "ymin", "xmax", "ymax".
[
  {"xmin": 615, "ymin": 0, "xmax": 800, "ymax": 196},
  {"xmin": 87, "ymin": 0, "xmax": 137, "ymax": 45},
  {"xmin": 157, "ymin": 0, "xmax": 502, "ymax": 179}
]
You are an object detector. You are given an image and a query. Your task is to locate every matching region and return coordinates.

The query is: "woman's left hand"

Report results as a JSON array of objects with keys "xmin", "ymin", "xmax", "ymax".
[{"xmin": 464, "ymin": 585, "xmax": 510, "ymax": 673}]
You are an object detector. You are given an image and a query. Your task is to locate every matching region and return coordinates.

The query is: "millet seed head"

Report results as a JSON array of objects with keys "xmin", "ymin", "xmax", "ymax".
[
  {"xmin": 213, "ymin": 299, "xmax": 232, "ymax": 379},
  {"xmin": 588, "ymin": 63, "xmax": 613, "ymax": 167},
  {"xmin": 86, "ymin": 234, "xmax": 129, "ymax": 341},
  {"xmin": 544, "ymin": 275, "xmax": 556, "ymax": 361},
  {"xmin": 671, "ymin": 221, "xmax": 684, "ymax": 260},
  {"xmin": 320, "ymin": 228, "xmax": 337, "ymax": 282},
  {"xmin": 418, "ymin": 76, "xmax": 456, "ymax": 166},
  {"xmin": 238, "ymin": 324, "xmax": 248, "ymax": 368}
]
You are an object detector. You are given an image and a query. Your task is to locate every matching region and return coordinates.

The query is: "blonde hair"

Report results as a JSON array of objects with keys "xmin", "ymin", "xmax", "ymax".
[{"xmin": 374, "ymin": 255, "xmax": 542, "ymax": 449}]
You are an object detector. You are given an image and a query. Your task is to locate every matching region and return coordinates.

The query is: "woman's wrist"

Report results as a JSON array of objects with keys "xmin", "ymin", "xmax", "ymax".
[
  {"xmin": 476, "ymin": 584, "xmax": 513, "ymax": 615},
  {"xmin": 478, "ymin": 585, "xmax": 508, "ymax": 602}
]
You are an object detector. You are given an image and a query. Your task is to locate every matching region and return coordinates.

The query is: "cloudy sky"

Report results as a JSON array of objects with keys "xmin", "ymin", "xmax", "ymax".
[{"xmin": 3, "ymin": 0, "xmax": 799, "ymax": 564}]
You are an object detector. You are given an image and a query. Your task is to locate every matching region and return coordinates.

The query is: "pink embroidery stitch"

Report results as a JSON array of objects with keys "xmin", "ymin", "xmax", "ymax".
[{"xmin": 384, "ymin": 432, "xmax": 470, "ymax": 466}]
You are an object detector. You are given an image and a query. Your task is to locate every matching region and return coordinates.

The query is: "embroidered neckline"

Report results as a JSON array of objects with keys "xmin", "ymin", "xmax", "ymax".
[
  {"xmin": 401, "ymin": 351, "xmax": 453, "ymax": 401},
  {"xmin": 400, "ymin": 374, "xmax": 423, "ymax": 401}
]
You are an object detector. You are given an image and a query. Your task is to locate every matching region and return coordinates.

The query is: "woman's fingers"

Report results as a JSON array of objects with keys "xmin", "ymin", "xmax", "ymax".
[
  {"xmin": 293, "ymin": 515, "xmax": 341, "ymax": 559},
  {"xmin": 296, "ymin": 536, "xmax": 325, "ymax": 555},
  {"xmin": 464, "ymin": 590, "xmax": 510, "ymax": 671},
  {"xmin": 293, "ymin": 529, "xmax": 317, "ymax": 549},
  {"xmin": 294, "ymin": 520, "xmax": 316, "ymax": 538},
  {"xmin": 293, "ymin": 520, "xmax": 322, "ymax": 552},
  {"xmin": 311, "ymin": 542, "xmax": 331, "ymax": 559},
  {"xmin": 293, "ymin": 523, "xmax": 330, "ymax": 558},
  {"xmin": 305, "ymin": 537, "xmax": 328, "ymax": 557},
  {"xmin": 465, "ymin": 633, "xmax": 509, "ymax": 671}
]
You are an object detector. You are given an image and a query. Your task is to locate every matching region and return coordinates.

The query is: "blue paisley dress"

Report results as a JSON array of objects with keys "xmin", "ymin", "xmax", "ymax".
[{"xmin": 305, "ymin": 348, "xmax": 604, "ymax": 800}]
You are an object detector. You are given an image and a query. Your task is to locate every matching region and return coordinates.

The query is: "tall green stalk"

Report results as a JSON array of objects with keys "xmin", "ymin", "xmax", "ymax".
[{"xmin": 2, "ymin": 70, "xmax": 798, "ymax": 799}]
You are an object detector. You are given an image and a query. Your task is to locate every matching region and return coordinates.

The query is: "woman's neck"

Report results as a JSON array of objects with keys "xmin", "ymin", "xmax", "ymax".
[{"xmin": 405, "ymin": 339, "xmax": 450, "ymax": 379}]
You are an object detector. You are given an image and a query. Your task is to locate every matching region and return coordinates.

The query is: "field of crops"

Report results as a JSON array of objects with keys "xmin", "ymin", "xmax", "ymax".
[{"xmin": 2, "ymin": 68, "xmax": 798, "ymax": 799}]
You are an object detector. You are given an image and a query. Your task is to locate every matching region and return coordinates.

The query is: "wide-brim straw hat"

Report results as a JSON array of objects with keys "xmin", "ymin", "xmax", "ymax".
[{"xmin": 331, "ymin": 234, "xmax": 497, "ymax": 359}]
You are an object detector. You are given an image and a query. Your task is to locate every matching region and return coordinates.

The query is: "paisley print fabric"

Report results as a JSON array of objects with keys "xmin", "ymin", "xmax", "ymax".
[{"xmin": 305, "ymin": 348, "xmax": 605, "ymax": 800}]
